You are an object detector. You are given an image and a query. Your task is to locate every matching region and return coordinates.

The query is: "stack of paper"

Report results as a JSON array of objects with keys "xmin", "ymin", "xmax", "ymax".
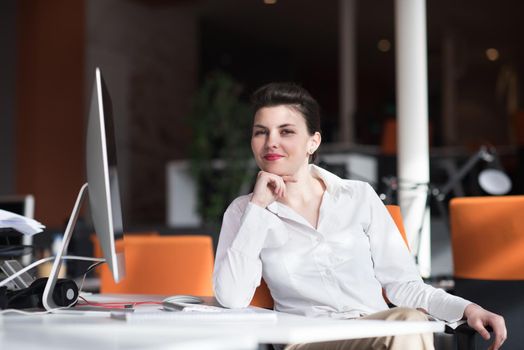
[{"xmin": 0, "ymin": 209, "xmax": 45, "ymax": 236}]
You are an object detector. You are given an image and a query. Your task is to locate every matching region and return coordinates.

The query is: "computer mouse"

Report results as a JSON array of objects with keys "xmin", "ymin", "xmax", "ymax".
[{"xmin": 162, "ymin": 295, "xmax": 204, "ymax": 305}]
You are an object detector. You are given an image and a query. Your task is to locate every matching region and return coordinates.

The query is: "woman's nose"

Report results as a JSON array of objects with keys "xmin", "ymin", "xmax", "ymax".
[{"xmin": 266, "ymin": 131, "xmax": 279, "ymax": 149}]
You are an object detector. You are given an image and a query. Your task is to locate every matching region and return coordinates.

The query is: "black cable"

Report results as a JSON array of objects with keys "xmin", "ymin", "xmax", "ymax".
[
  {"xmin": 71, "ymin": 260, "xmax": 105, "ymax": 280},
  {"xmin": 0, "ymin": 245, "xmax": 34, "ymax": 259},
  {"xmin": 0, "ymin": 245, "xmax": 34, "ymax": 253},
  {"xmin": 81, "ymin": 261, "xmax": 104, "ymax": 277}
]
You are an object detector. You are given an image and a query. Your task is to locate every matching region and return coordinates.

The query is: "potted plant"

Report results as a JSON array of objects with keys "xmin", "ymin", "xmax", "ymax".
[{"xmin": 188, "ymin": 71, "xmax": 254, "ymax": 229}]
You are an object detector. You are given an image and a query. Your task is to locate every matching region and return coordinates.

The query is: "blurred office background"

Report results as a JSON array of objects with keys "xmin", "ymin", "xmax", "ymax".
[{"xmin": 1, "ymin": 0, "xmax": 523, "ymax": 264}]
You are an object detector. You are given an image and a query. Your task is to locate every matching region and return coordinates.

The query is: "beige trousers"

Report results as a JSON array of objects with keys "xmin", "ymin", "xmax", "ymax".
[{"xmin": 284, "ymin": 307, "xmax": 435, "ymax": 350}]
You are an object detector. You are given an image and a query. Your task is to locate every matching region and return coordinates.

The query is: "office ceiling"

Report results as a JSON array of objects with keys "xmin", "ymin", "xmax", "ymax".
[
  {"xmin": 133, "ymin": 0, "xmax": 524, "ymax": 144},
  {"xmin": 195, "ymin": 0, "xmax": 524, "ymax": 58}
]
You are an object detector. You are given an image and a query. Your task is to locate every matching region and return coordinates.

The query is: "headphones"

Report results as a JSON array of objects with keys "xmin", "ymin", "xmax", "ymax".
[{"xmin": 2, "ymin": 277, "xmax": 78, "ymax": 309}]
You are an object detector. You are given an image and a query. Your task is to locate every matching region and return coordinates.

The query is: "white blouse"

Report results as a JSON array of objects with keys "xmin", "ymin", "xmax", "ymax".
[{"xmin": 213, "ymin": 165, "xmax": 470, "ymax": 322}]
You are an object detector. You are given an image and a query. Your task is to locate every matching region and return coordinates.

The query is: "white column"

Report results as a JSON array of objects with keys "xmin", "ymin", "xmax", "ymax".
[
  {"xmin": 339, "ymin": 0, "xmax": 357, "ymax": 144},
  {"xmin": 395, "ymin": 0, "xmax": 431, "ymax": 277}
]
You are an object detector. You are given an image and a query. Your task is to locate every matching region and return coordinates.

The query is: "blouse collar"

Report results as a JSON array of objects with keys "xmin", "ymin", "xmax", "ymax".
[
  {"xmin": 309, "ymin": 164, "xmax": 354, "ymax": 200},
  {"xmin": 266, "ymin": 164, "xmax": 354, "ymax": 216}
]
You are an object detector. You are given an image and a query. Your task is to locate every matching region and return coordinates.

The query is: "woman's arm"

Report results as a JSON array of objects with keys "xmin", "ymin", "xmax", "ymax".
[
  {"xmin": 363, "ymin": 183, "xmax": 471, "ymax": 322},
  {"xmin": 213, "ymin": 199, "xmax": 274, "ymax": 308},
  {"xmin": 214, "ymin": 171, "xmax": 294, "ymax": 308},
  {"xmin": 365, "ymin": 184, "xmax": 507, "ymax": 348}
]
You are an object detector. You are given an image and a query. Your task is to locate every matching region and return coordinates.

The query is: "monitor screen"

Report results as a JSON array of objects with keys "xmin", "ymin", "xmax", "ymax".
[
  {"xmin": 86, "ymin": 67, "xmax": 125, "ymax": 283},
  {"xmin": 0, "ymin": 195, "xmax": 34, "ymax": 263}
]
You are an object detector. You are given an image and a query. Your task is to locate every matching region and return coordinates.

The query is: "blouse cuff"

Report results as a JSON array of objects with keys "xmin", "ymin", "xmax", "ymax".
[{"xmin": 433, "ymin": 295, "xmax": 472, "ymax": 323}]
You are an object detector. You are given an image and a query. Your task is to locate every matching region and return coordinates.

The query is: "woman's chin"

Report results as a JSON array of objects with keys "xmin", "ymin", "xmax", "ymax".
[{"xmin": 260, "ymin": 164, "xmax": 295, "ymax": 177}]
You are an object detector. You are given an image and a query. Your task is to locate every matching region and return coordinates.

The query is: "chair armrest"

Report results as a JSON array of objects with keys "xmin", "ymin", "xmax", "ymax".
[
  {"xmin": 445, "ymin": 323, "xmax": 493, "ymax": 350},
  {"xmin": 445, "ymin": 323, "xmax": 493, "ymax": 334}
]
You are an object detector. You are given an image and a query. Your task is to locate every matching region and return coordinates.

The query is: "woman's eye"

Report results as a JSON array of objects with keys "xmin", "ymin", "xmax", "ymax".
[
  {"xmin": 253, "ymin": 130, "xmax": 267, "ymax": 136},
  {"xmin": 281, "ymin": 129, "xmax": 295, "ymax": 135}
]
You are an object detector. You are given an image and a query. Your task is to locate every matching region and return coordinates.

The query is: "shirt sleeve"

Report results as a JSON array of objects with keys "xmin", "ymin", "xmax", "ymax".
[
  {"xmin": 213, "ymin": 199, "xmax": 275, "ymax": 308},
  {"xmin": 364, "ymin": 183, "xmax": 471, "ymax": 322}
]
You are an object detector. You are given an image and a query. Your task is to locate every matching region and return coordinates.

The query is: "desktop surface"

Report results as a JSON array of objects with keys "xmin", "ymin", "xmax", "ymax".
[{"xmin": 0, "ymin": 294, "xmax": 444, "ymax": 350}]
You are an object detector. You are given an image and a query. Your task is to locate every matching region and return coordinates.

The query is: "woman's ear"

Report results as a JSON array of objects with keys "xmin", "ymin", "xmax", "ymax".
[{"xmin": 309, "ymin": 132, "xmax": 321, "ymax": 153}]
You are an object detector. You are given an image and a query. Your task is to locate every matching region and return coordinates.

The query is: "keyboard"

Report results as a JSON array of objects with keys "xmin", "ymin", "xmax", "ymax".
[{"xmin": 111, "ymin": 309, "xmax": 277, "ymax": 323}]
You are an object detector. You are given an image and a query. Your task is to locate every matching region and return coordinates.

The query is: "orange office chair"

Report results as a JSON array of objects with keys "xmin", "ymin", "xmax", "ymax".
[
  {"xmin": 386, "ymin": 204, "xmax": 409, "ymax": 247},
  {"xmin": 99, "ymin": 235, "xmax": 214, "ymax": 295},
  {"xmin": 251, "ymin": 205, "xmax": 409, "ymax": 309},
  {"xmin": 450, "ymin": 196, "xmax": 524, "ymax": 350},
  {"xmin": 90, "ymin": 231, "xmax": 159, "ymax": 277}
]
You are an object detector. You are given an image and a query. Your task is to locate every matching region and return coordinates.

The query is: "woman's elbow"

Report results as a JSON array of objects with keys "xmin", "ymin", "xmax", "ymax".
[{"xmin": 213, "ymin": 282, "xmax": 252, "ymax": 309}]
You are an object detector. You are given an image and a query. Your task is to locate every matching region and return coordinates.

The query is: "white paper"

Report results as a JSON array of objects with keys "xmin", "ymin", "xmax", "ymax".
[{"xmin": 0, "ymin": 209, "xmax": 45, "ymax": 236}]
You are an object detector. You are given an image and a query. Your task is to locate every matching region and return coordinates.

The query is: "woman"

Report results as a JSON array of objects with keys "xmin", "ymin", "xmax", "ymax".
[{"xmin": 213, "ymin": 82, "xmax": 507, "ymax": 350}]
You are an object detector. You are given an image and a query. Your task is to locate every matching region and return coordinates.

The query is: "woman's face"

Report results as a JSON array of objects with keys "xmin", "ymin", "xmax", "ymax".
[{"xmin": 251, "ymin": 105, "xmax": 320, "ymax": 176}]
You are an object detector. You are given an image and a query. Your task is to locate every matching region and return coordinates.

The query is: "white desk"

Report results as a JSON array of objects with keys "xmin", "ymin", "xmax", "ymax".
[{"xmin": 0, "ymin": 294, "xmax": 444, "ymax": 350}]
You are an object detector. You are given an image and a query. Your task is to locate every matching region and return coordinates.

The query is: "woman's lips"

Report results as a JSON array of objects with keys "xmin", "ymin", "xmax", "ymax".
[{"xmin": 264, "ymin": 154, "xmax": 284, "ymax": 161}]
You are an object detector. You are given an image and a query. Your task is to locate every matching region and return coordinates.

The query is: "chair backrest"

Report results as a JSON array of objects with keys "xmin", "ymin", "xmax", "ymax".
[
  {"xmin": 100, "ymin": 235, "xmax": 214, "ymax": 295},
  {"xmin": 90, "ymin": 231, "xmax": 159, "ymax": 277},
  {"xmin": 251, "ymin": 277, "xmax": 274, "ymax": 309},
  {"xmin": 450, "ymin": 196, "xmax": 524, "ymax": 349},
  {"xmin": 250, "ymin": 204, "xmax": 408, "ymax": 308},
  {"xmin": 450, "ymin": 195, "xmax": 524, "ymax": 280},
  {"xmin": 385, "ymin": 204, "xmax": 409, "ymax": 248}
]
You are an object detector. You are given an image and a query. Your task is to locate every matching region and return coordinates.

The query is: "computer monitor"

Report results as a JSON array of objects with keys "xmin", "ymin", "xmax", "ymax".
[
  {"xmin": 42, "ymin": 67, "xmax": 126, "ymax": 310},
  {"xmin": 0, "ymin": 195, "xmax": 35, "ymax": 265},
  {"xmin": 86, "ymin": 68, "xmax": 125, "ymax": 283},
  {"xmin": 0, "ymin": 195, "xmax": 35, "ymax": 219}
]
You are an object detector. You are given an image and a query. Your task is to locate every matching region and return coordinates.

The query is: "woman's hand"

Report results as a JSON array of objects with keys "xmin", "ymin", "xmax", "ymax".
[
  {"xmin": 251, "ymin": 171, "xmax": 296, "ymax": 208},
  {"xmin": 464, "ymin": 303, "xmax": 507, "ymax": 350}
]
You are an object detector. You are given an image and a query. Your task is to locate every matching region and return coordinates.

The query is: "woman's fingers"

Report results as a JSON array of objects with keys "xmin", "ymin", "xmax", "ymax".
[
  {"xmin": 265, "ymin": 173, "xmax": 286, "ymax": 197},
  {"xmin": 252, "ymin": 171, "xmax": 288, "ymax": 207},
  {"xmin": 470, "ymin": 318, "xmax": 491, "ymax": 340},
  {"xmin": 490, "ymin": 315, "xmax": 507, "ymax": 350},
  {"xmin": 251, "ymin": 171, "xmax": 303, "ymax": 208},
  {"xmin": 464, "ymin": 304, "xmax": 507, "ymax": 350},
  {"xmin": 274, "ymin": 176, "xmax": 286, "ymax": 198}
]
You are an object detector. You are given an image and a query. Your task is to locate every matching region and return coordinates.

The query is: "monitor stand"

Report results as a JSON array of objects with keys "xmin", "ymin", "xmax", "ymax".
[
  {"xmin": 42, "ymin": 183, "xmax": 88, "ymax": 311},
  {"xmin": 41, "ymin": 183, "xmax": 132, "ymax": 313}
]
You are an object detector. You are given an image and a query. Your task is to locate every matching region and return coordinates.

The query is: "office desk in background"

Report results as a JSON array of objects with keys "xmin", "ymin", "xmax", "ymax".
[{"xmin": 0, "ymin": 294, "xmax": 444, "ymax": 350}]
